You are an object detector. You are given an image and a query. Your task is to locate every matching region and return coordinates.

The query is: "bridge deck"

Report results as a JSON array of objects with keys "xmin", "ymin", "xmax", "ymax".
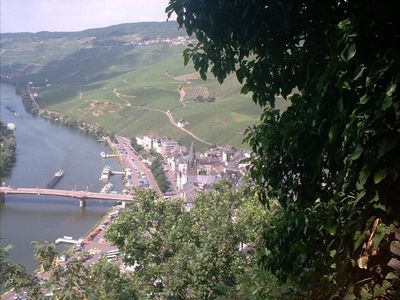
[{"xmin": 0, "ymin": 187, "xmax": 136, "ymax": 202}]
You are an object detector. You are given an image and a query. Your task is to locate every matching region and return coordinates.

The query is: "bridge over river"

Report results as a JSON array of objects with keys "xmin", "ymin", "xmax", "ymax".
[{"xmin": 0, "ymin": 186, "xmax": 136, "ymax": 207}]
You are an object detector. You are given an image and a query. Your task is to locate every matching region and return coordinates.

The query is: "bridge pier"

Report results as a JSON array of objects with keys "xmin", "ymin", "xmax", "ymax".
[
  {"xmin": 79, "ymin": 198, "xmax": 86, "ymax": 208},
  {"xmin": 121, "ymin": 201, "xmax": 127, "ymax": 209},
  {"xmin": 0, "ymin": 193, "xmax": 5, "ymax": 203}
]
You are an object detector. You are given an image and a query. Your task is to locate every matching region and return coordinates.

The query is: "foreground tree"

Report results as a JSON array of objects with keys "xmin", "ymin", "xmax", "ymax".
[
  {"xmin": 0, "ymin": 246, "xmax": 41, "ymax": 298},
  {"xmin": 166, "ymin": 0, "xmax": 400, "ymax": 298},
  {"xmin": 0, "ymin": 244, "xmax": 137, "ymax": 299},
  {"xmin": 106, "ymin": 185, "xmax": 287, "ymax": 299}
]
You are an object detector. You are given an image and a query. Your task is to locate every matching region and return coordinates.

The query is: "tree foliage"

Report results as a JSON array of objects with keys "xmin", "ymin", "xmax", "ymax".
[
  {"xmin": 0, "ymin": 121, "xmax": 16, "ymax": 178},
  {"xmin": 166, "ymin": 0, "xmax": 400, "ymax": 297},
  {"xmin": 0, "ymin": 243, "xmax": 137, "ymax": 299},
  {"xmin": 106, "ymin": 185, "xmax": 287, "ymax": 299},
  {"xmin": 150, "ymin": 155, "xmax": 171, "ymax": 193},
  {"xmin": 0, "ymin": 246, "xmax": 40, "ymax": 297},
  {"xmin": 130, "ymin": 137, "xmax": 144, "ymax": 152}
]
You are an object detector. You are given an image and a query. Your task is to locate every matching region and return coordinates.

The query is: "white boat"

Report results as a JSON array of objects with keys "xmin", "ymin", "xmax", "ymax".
[
  {"xmin": 100, "ymin": 165, "xmax": 111, "ymax": 180},
  {"xmin": 100, "ymin": 183, "xmax": 113, "ymax": 194},
  {"xmin": 46, "ymin": 170, "xmax": 64, "ymax": 188},
  {"xmin": 55, "ymin": 236, "xmax": 83, "ymax": 245},
  {"xmin": 55, "ymin": 169, "xmax": 64, "ymax": 177}
]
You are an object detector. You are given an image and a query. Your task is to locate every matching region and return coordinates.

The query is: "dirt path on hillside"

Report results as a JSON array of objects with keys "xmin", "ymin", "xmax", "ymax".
[
  {"xmin": 130, "ymin": 104, "xmax": 164, "ymax": 114},
  {"xmin": 114, "ymin": 89, "xmax": 136, "ymax": 99},
  {"xmin": 111, "ymin": 84, "xmax": 213, "ymax": 145},
  {"xmin": 165, "ymin": 111, "xmax": 213, "ymax": 146},
  {"xmin": 134, "ymin": 106, "xmax": 213, "ymax": 146},
  {"xmin": 164, "ymin": 71, "xmax": 192, "ymax": 85},
  {"xmin": 164, "ymin": 72, "xmax": 191, "ymax": 106},
  {"xmin": 113, "ymin": 88, "xmax": 132, "ymax": 107}
]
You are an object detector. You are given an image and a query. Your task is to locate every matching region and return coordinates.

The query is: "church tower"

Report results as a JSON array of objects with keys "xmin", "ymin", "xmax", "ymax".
[
  {"xmin": 186, "ymin": 142, "xmax": 197, "ymax": 176},
  {"xmin": 176, "ymin": 142, "xmax": 198, "ymax": 190}
]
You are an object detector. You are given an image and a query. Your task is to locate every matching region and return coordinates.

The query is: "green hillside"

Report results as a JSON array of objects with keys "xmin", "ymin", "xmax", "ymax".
[{"xmin": 0, "ymin": 22, "xmax": 286, "ymax": 149}]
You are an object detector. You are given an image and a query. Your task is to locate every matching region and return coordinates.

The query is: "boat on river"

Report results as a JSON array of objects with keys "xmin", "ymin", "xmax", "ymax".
[
  {"xmin": 46, "ymin": 169, "xmax": 64, "ymax": 189},
  {"xmin": 100, "ymin": 165, "xmax": 111, "ymax": 180},
  {"xmin": 100, "ymin": 182, "xmax": 113, "ymax": 194}
]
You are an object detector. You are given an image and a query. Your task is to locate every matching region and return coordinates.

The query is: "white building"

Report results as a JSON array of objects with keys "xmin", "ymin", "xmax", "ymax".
[
  {"xmin": 177, "ymin": 119, "xmax": 189, "ymax": 128},
  {"xmin": 136, "ymin": 136, "xmax": 145, "ymax": 147},
  {"xmin": 141, "ymin": 135, "xmax": 161, "ymax": 151},
  {"xmin": 7, "ymin": 123, "xmax": 16, "ymax": 131}
]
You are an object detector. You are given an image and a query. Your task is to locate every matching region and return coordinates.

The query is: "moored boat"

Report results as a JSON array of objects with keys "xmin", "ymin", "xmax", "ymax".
[{"xmin": 99, "ymin": 165, "xmax": 111, "ymax": 180}]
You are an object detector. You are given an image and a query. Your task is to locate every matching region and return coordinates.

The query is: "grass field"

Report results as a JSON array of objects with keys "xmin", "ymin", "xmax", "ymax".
[{"xmin": 1, "ymin": 22, "xmax": 289, "ymax": 150}]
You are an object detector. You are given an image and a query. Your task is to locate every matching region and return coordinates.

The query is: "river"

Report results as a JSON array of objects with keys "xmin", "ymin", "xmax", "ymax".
[{"xmin": 0, "ymin": 83, "xmax": 123, "ymax": 272}]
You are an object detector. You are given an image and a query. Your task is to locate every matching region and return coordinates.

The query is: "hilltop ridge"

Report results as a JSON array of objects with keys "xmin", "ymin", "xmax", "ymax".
[{"xmin": 0, "ymin": 21, "xmax": 183, "ymax": 38}]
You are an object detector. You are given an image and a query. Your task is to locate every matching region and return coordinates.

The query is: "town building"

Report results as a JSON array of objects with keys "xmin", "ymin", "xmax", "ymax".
[
  {"xmin": 176, "ymin": 142, "xmax": 198, "ymax": 190},
  {"xmin": 176, "ymin": 142, "xmax": 222, "ymax": 204},
  {"xmin": 161, "ymin": 139, "xmax": 180, "ymax": 156},
  {"xmin": 135, "ymin": 134, "xmax": 246, "ymax": 204}
]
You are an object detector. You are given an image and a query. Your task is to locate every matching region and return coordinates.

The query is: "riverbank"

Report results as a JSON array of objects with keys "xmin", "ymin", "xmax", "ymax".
[
  {"xmin": 0, "ymin": 122, "xmax": 16, "ymax": 180},
  {"xmin": 9, "ymin": 82, "xmax": 117, "ymax": 143}
]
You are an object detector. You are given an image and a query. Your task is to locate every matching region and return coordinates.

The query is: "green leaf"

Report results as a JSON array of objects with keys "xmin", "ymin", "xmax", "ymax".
[
  {"xmin": 381, "ymin": 96, "xmax": 392, "ymax": 110},
  {"xmin": 353, "ymin": 231, "xmax": 365, "ymax": 250},
  {"xmin": 200, "ymin": 70, "xmax": 207, "ymax": 81},
  {"xmin": 348, "ymin": 145, "xmax": 363, "ymax": 161},
  {"xmin": 342, "ymin": 80, "xmax": 351, "ymax": 90},
  {"xmin": 374, "ymin": 168, "xmax": 387, "ymax": 184},
  {"xmin": 328, "ymin": 124, "xmax": 340, "ymax": 142},
  {"xmin": 358, "ymin": 169, "xmax": 370, "ymax": 188},
  {"xmin": 340, "ymin": 43, "xmax": 356, "ymax": 62},
  {"xmin": 236, "ymin": 67, "xmax": 245, "ymax": 84},
  {"xmin": 360, "ymin": 94, "xmax": 369, "ymax": 104},
  {"xmin": 354, "ymin": 190, "xmax": 366, "ymax": 205},
  {"xmin": 344, "ymin": 293, "xmax": 356, "ymax": 300},
  {"xmin": 327, "ymin": 223, "xmax": 337, "ymax": 236},
  {"xmin": 386, "ymin": 83, "xmax": 396, "ymax": 97},
  {"xmin": 369, "ymin": 191, "xmax": 380, "ymax": 203},
  {"xmin": 372, "ymin": 224, "xmax": 387, "ymax": 248},
  {"xmin": 385, "ymin": 272, "xmax": 396, "ymax": 280},
  {"xmin": 373, "ymin": 203, "xmax": 386, "ymax": 212},
  {"xmin": 241, "ymin": 84, "xmax": 250, "ymax": 95},
  {"xmin": 372, "ymin": 285, "xmax": 385, "ymax": 297},
  {"xmin": 338, "ymin": 19, "xmax": 352, "ymax": 30},
  {"xmin": 183, "ymin": 54, "xmax": 190, "ymax": 66},
  {"xmin": 354, "ymin": 66, "xmax": 366, "ymax": 81},
  {"xmin": 360, "ymin": 287, "xmax": 372, "ymax": 300}
]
